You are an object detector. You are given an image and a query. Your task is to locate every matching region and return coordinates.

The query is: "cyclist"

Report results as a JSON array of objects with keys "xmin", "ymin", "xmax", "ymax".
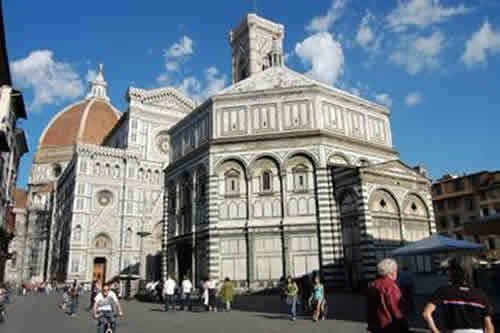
[
  {"xmin": 93, "ymin": 285, "xmax": 124, "ymax": 333},
  {"xmin": 0, "ymin": 284, "xmax": 6, "ymax": 322}
]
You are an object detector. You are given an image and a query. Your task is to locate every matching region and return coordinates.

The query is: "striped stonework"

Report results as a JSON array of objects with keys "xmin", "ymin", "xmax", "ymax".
[
  {"xmin": 315, "ymin": 167, "xmax": 344, "ymax": 287},
  {"xmin": 161, "ymin": 187, "xmax": 169, "ymax": 281},
  {"xmin": 357, "ymin": 185, "xmax": 377, "ymax": 281},
  {"xmin": 206, "ymin": 174, "xmax": 221, "ymax": 279}
]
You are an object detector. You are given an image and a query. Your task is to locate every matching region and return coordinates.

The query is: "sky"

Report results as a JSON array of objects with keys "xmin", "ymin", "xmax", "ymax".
[{"xmin": 4, "ymin": 0, "xmax": 500, "ymax": 189}]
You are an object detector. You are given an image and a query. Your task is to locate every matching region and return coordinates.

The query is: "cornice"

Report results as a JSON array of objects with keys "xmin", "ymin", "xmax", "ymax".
[
  {"xmin": 211, "ymin": 129, "xmax": 398, "ymax": 155},
  {"xmin": 75, "ymin": 143, "xmax": 141, "ymax": 160}
]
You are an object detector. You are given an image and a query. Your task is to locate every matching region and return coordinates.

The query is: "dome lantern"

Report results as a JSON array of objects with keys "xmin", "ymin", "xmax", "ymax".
[{"xmin": 86, "ymin": 64, "xmax": 110, "ymax": 102}]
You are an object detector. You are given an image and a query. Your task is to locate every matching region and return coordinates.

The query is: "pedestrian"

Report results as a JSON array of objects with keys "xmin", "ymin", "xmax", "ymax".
[
  {"xmin": 181, "ymin": 276, "xmax": 193, "ymax": 311},
  {"xmin": 200, "ymin": 278, "xmax": 209, "ymax": 310},
  {"xmin": 423, "ymin": 256, "xmax": 495, "ymax": 333},
  {"xmin": 155, "ymin": 279, "xmax": 164, "ymax": 303},
  {"xmin": 365, "ymin": 258, "xmax": 409, "ymax": 333},
  {"xmin": 163, "ymin": 275, "xmax": 176, "ymax": 312},
  {"xmin": 284, "ymin": 275, "xmax": 299, "ymax": 321},
  {"xmin": 88, "ymin": 280, "xmax": 98, "ymax": 311},
  {"xmin": 219, "ymin": 277, "xmax": 234, "ymax": 312},
  {"xmin": 309, "ymin": 275, "xmax": 324, "ymax": 322},
  {"xmin": 206, "ymin": 277, "xmax": 218, "ymax": 312},
  {"xmin": 68, "ymin": 283, "xmax": 80, "ymax": 317},
  {"xmin": 61, "ymin": 287, "xmax": 69, "ymax": 311},
  {"xmin": 397, "ymin": 266, "xmax": 414, "ymax": 316}
]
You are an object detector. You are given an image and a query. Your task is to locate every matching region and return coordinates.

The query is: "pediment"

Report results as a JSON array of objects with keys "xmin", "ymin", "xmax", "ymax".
[
  {"xmin": 128, "ymin": 87, "xmax": 196, "ymax": 113},
  {"xmin": 366, "ymin": 160, "xmax": 429, "ymax": 180},
  {"xmin": 217, "ymin": 66, "xmax": 316, "ymax": 95}
]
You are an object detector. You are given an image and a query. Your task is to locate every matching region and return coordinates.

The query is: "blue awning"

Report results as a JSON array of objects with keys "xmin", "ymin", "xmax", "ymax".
[{"xmin": 391, "ymin": 234, "xmax": 486, "ymax": 256}]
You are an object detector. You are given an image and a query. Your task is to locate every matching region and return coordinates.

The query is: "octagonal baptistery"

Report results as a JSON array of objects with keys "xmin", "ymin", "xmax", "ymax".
[{"xmin": 163, "ymin": 14, "xmax": 435, "ymax": 290}]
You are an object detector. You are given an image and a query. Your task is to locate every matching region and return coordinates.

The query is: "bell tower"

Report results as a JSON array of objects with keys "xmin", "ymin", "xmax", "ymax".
[{"xmin": 229, "ymin": 14, "xmax": 284, "ymax": 84}]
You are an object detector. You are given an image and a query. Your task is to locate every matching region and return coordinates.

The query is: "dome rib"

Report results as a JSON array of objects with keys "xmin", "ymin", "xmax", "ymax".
[{"xmin": 39, "ymin": 98, "xmax": 120, "ymax": 149}]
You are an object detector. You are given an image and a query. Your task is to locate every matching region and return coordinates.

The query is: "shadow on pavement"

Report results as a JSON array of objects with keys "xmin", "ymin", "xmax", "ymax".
[{"xmin": 252, "ymin": 314, "xmax": 288, "ymax": 320}]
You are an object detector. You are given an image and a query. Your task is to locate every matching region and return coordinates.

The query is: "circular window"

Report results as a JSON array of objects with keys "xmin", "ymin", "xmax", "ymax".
[
  {"xmin": 155, "ymin": 132, "xmax": 169, "ymax": 155},
  {"xmin": 97, "ymin": 190, "xmax": 113, "ymax": 207}
]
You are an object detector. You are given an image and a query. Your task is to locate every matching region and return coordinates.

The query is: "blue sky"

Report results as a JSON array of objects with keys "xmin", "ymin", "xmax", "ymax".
[{"xmin": 5, "ymin": 0, "xmax": 500, "ymax": 189}]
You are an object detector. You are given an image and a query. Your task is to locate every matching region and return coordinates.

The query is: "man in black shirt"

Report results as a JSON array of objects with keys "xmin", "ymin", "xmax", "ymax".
[{"xmin": 423, "ymin": 257, "xmax": 495, "ymax": 333}]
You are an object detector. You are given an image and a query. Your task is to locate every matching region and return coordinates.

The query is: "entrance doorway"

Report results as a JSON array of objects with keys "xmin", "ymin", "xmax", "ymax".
[
  {"xmin": 93, "ymin": 257, "xmax": 107, "ymax": 287},
  {"xmin": 177, "ymin": 243, "xmax": 192, "ymax": 281}
]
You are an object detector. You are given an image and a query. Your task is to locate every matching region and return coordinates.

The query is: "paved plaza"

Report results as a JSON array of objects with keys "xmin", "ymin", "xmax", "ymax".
[{"xmin": 1, "ymin": 292, "xmax": 403, "ymax": 333}]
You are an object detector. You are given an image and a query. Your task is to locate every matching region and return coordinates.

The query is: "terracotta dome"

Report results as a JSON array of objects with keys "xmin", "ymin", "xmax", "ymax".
[
  {"xmin": 38, "ymin": 65, "xmax": 120, "ymax": 149},
  {"xmin": 39, "ymin": 99, "xmax": 119, "ymax": 148}
]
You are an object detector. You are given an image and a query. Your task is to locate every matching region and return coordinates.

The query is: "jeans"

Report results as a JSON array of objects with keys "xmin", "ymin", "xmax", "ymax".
[
  {"xmin": 70, "ymin": 299, "xmax": 78, "ymax": 314},
  {"xmin": 182, "ymin": 293, "xmax": 191, "ymax": 310},
  {"xmin": 164, "ymin": 295, "xmax": 175, "ymax": 311},
  {"xmin": 97, "ymin": 312, "xmax": 116, "ymax": 333},
  {"xmin": 287, "ymin": 296, "xmax": 297, "ymax": 319}
]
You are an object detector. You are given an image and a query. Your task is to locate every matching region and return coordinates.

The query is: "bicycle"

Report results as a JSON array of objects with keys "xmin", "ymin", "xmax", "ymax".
[
  {"xmin": 97, "ymin": 312, "xmax": 120, "ymax": 333},
  {"xmin": 0, "ymin": 303, "xmax": 6, "ymax": 323},
  {"xmin": 102, "ymin": 316, "xmax": 114, "ymax": 333}
]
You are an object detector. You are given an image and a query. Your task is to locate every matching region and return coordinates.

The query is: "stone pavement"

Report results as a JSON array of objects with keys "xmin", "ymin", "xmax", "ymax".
[{"xmin": 1, "ymin": 291, "xmax": 433, "ymax": 333}]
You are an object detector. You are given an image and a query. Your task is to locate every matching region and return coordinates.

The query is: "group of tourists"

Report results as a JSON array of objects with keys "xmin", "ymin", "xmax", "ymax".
[
  {"xmin": 366, "ymin": 256, "xmax": 495, "ymax": 333},
  {"xmin": 2, "ymin": 255, "xmax": 497, "ymax": 333},
  {"xmin": 153, "ymin": 275, "xmax": 235, "ymax": 313}
]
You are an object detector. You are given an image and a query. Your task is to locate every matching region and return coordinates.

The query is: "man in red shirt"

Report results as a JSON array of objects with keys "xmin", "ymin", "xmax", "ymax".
[{"xmin": 366, "ymin": 258, "xmax": 409, "ymax": 333}]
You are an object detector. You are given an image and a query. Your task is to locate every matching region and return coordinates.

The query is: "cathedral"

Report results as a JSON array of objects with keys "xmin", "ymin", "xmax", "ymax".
[
  {"xmin": 25, "ymin": 13, "xmax": 435, "ymax": 290},
  {"xmin": 163, "ymin": 14, "xmax": 436, "ymax": 289},
  {"xmin": 26, "ymin": 67, "xmax": 196, "ymax": 286}
]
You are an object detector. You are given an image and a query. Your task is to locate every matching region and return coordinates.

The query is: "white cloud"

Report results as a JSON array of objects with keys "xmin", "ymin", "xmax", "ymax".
[
  {"xmin": 386, "ymin": 0, "xmax": 472, "ymax": 32},
  {"xmin": 462, "ymin": 21, "xmax": 500, "ymax": 67},
  {"xmin": 163, "ymin": 35, "xmax": 194, "ymax": 72},
  {"xmin": 357, "ymin": 15, "xmax": 374, "ymax": 47},
  {"xmin": 177, "ymin": 67, "xmax": 227, "ymax": 102},
  {"xmin": 376, "ymin": 93, "xmax": 393, "ymax": 108},
  {"xmin": 405, "ymin": 92, "xmax": 422, "ymax": 106},
  {"xmin": 356, "ymin": 11, "xmax": 381, "ymax": 53},
  {"xmin": 166, "ymin": 36, "xmax": 194, "ymax": 58},
  {"xmin": 307, "ymin": 0, "xmax": 348, "ymax": 33},
  {"xmin": 11, "ymin": 50, "xmax": 84, "ymax": 111},
  {"xmin": 202, "ymin": 67, "xmax": 227, "ymax": 98},
  {"xmin": 177, "ymin": 76, "xmax": 201, "ymax": 97},
  {"xmin": 295, "ymin": 32, "xmax": 344, "ymax": 85},
  {"xmin": 86, "ymin": 69, "xmax": 97, "ymax": 82},
  {"xmin": 156, "ymin": 73, "xmax": 169, "ymax": 85},
  {"xmin": 390, "ymin": 31, "xmax": 444, "ymax": 74}
]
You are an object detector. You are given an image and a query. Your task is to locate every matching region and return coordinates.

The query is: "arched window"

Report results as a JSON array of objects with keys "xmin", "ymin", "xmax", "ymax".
[
  {"xmin": 293, "ymin": 164, "xmax": 308, "ymax": 192},
  {"xmin": 73, "ymin": 225, "xmax": 82, "ymax": 242},
  {"xmin": 225, "ymin": 169, "xmax": 240, "ymax": 195},
  {"xmin": 125, "ymin": 227, "xmax": 133, "ymax": 246},
  {"xmin": 95, "ymin": 235, "xmax": 110, "ymax": 249},
  {"xmin": 262, "ymin": 170, "xmax": 272, "ymax": 192},
  {"xmin": 113, "ymin": 165, "xmax": 120, "ymax": 178}
]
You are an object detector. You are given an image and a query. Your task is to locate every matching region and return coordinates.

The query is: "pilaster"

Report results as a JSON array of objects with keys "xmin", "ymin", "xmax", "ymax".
[{"xmin": 315, "ymin": 167, "xmax": 344, "ymax": 287}]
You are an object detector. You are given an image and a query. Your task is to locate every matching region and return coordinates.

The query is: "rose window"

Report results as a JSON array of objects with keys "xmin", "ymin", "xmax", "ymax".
[
  {"xmin": 155, "ymin": 132, "xmax": 169, "ymax": 155},
  {"xmin": 97, "ymin": 190, "xmax": 113, "ymax": 207}
]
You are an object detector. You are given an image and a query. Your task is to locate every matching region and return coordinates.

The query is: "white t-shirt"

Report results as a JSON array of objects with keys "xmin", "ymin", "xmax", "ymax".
[
  {"xmin": 94, "ymin": 291, "xmax": 119, "ymax": 312},
  {"xmin": 182, "ymin": 280, "xmax": 193, "ymax": 294},
  {"xmin": 205, "ymin": 279, "xmax": 217, "ymax": 289},
  {"xmin": 163, "ymin": 279, "xmax": 176, "ymax": 295}
]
